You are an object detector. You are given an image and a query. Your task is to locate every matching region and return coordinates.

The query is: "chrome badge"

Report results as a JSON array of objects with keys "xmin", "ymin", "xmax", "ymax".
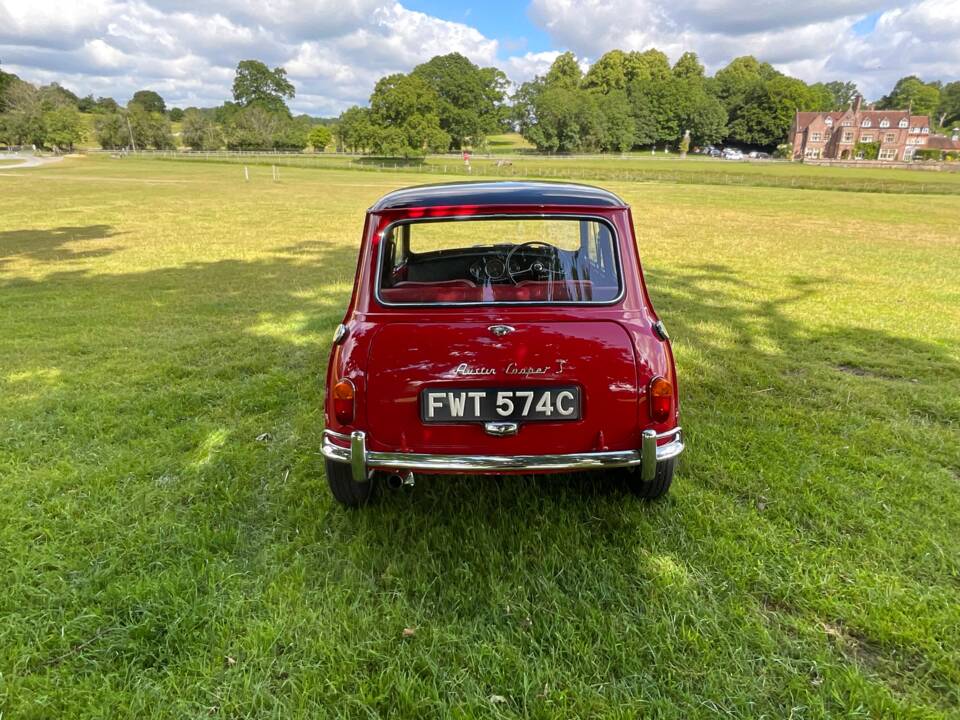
[{"xmin": 488, "ymin": 324, "xmax": 515, "ymax": 337}]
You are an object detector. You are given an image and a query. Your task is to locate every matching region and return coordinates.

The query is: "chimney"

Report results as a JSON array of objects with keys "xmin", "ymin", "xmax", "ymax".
[{"xmin": 852, "ymin": 95, "xmax": 862, "ymax": 114}]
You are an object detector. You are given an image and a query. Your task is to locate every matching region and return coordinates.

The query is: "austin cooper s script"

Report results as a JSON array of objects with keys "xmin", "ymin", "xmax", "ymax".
[{"xmin": 321, "ymin": 181, "xmax": 683, "ymax": 506}]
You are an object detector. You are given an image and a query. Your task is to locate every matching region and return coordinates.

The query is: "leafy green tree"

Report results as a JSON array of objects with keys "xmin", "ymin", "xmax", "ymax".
[
  {"xmin": 94, "ymin": 96, "xmax": 120, "ymax": 113},
  {"xmin": 1, "ymin": 78, "xmax": 45, "ymax": 146},
  {"xmin": 710, "ymin": 56, "xmax": 780, "ymax": 114},
  {"xmin": 879, "ymin": 76, "xmax": 940, "ymax": 117},
  {"xmin": 225, "ymin": 105, "xmax": 282, "ymax": 149},
  {"xmin": 820, "ymin": 80, "xmax": 860, "ymax": 109},
  {"xmin": 368, "ymin": 73, "xmax": 449, "ymax": 155},
  {"xmin": 544, "ymin": 52, "xmax": 582, "ymax": 89},
  {"xmin": 77, "ymin": 94, "xmax": 96, "ymax": 113},
  {"xmin": 411, "ymin": 53, "xmax": 508, "ymax": 149},
  {"xmin": 127, "ymin": 105, "xmax": 175, "ymax": 149},
  {"xmin": 130, "ymin": 90, "xmax": 166, "ymax": 114},
  {"xmin": 38, "ymin": 83, "xmax": 79, "ymax": 110},
  {"xmin": 805, "ymin": 82, "xmax": 835, "ymax": 111},
  {"xmin": 624, "ymin": 49, "xmax": 672, "ymax": 83},
  {"xmin": 308, "ymin": 124, "xmax": 332, "ymax": 151},
  {"xmin": 727, "ymin": 75, "xmax": 816, "ymax": 147},
  {"xmin": 672, "ymin": 52, "xmax": 705, "ymax": 81},
  {"xmin": 334, "ymin": 106, "xmax": 376, "ymax": 152},
  {"xmin": 42, "ymin": 105, "xmax": 84, "ymax": 150},
  {"xmin": 232, "ymin": 60, "xmax": 295, "ymax": 114},
  {"xmin": 937, "ymin": 82, "xmax": 960, "ymax": 128},
  {"xmin": 0, "ymin": 65, "xmax": 20, "ymax": 112},
  {"xmin": 596, "ymin": 91, "xmax": 636, "ymax": 151},
  {"xmin": 168, "ymin": 107, "xmax": 184, "ymax": 122},
  {"xmin": 583, "ymin": 50, "xmax": 630, "ymax": 93},
  {"xmin": 181, "ymin": 109, "xmax": 222, "ymax": 150},
  {"xmin": 94, "ymin": 112, "xmax": 128, "ymax": 149}
]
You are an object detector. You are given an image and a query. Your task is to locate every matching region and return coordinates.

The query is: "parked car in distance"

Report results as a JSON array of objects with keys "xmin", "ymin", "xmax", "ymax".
[
  {"xmin": 748, "ymin": 151, "xmax": 772, "ymax": 159},
  {"xmin": 722, "ymin": 148, "xmax": 744, "ymax": 160},
  {"xmin": 322, "ymin": 181, "xmax": 684, "ymax": 507}
]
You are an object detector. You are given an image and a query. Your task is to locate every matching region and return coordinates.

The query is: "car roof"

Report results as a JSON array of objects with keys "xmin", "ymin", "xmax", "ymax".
[{"xmin": 369, "ymin": 180, "xmax": 628, "ymax": 211}]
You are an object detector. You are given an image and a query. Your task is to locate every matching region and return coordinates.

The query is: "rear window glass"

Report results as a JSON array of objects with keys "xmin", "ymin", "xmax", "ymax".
[{"xmin": 377, "ymin": 217, "xmax": 621, "ymax": 305}]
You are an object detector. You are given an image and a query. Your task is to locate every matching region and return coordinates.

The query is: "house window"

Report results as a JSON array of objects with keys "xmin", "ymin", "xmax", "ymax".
[
  {"xmin": 910, "ymin": 127, "xmax": 920, "ymax": 133},
  {"xmin": 879, "ymin": 148, "xmax": 897, "ymax": 160},
  {"xmin": 825, "ymin": 117, "xmax": 833, "ymax": 126},
  {"xmin": 922, "ymin": 127, "xmax": 929, "ymax": 134},
  {"xmin": 885, "ymin": 133, "xmax": 896, "ymax": 142},
  {"xmin": 861, "ymin": 119, "xmax": 872, "ymax": 127},
  {"xmin": 855, "ymin": 150, "xmax": 865, "ymax": 159},
  {"xmin": 842, "ymin": 131, "xmax": 854, "ymax": 142},
  {"xmin": 842, "ymin": 120, "xmax": 852, "ymax": 127},
  {"xmin": 804, "ymin": 148, "xmax": 821, "ymax": 158},
  {"xmin": 860, "ymin": 134, "xmax": 874, "ymax": 143},
  {"xmin": 899, "ymin": 119, "xmax": 908, "ymax": 128},
  {"xmin": 811, "ymin": 132, "xmax": 822, "ymax": 142},
  {"xmin": 880, "ymin": 119, "xmax": 890, "ymax": 128}
]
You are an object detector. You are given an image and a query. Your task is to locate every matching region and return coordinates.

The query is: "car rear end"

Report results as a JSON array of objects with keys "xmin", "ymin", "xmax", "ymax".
[{"xmin": 322, "ymin": 184, "xmax": 682, "ymax": 505}]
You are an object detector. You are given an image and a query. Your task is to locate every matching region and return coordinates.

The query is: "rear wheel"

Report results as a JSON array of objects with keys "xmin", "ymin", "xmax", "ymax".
[
  {"xmin": 619, "ymin": 457, "xmax": 676, "ymax": 500},
  {"xmin": 325, "ymin": 458, "xmax": 375, "ymax": 507}
]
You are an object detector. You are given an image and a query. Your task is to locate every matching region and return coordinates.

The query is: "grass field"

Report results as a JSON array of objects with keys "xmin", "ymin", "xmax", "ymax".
[
  {"xmin": 156, "ymin": 149, "xmax": 960, "ymax": 196},
  {"xmin": 1, "ymin": 155, "xmax": 959, "ymax": 718}
]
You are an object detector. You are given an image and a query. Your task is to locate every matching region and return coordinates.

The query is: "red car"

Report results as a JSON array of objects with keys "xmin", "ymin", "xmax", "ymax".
[{"xmin": 322, "ymin": 181, "xmax": 683, "ymax": 506}]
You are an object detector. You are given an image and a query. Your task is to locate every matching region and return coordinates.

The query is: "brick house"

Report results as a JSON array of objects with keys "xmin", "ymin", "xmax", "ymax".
[{"xmin": 790, "ymin": 95, "xmax": 931, "ymax": 161}]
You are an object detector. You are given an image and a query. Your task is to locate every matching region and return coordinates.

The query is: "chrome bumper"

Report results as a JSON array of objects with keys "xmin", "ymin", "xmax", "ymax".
[{"xmin": 322, "ymin": 427, "xmax": 683, "ymax": 483}]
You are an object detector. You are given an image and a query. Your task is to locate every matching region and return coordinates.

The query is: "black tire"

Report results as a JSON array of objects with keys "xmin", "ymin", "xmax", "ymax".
[
  {"xmin": 325, "ymin": 458, "xmax": 375, "ymax": 507},
  {"xmin": 622, "ymin": 457, "xmax": 676, "ymax": 500}
]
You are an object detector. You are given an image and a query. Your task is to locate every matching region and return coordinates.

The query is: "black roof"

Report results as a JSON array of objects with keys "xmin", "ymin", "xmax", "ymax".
[{"xmin": 370, "ymin": 181, "xmax": 627, "ymax": 211}]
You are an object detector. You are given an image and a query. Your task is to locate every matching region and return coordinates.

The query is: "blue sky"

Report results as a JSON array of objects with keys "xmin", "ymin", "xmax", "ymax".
[{"xmin": 1, "ymin": 0, "xmax": 956, "ymax": 115}]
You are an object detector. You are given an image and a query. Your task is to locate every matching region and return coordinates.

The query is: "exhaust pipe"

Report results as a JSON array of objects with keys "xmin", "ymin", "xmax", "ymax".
[{"xmin": 385, "ymin": 471, "xmax": 415, "ymax": 490}]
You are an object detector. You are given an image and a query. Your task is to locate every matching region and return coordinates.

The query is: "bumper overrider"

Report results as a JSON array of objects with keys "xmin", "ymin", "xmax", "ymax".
[{"xmin": 322, "ymin": 427, "xmax": 684, "ymax": 483}]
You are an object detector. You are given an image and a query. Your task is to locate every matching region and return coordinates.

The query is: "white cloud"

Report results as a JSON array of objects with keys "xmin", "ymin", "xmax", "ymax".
[
  {"xmin": 1, "ymin": 0, "xmax": 504, "ymax": 115},
  {"xmin": 527, "ymin": 0, "xmax": 960, "ymax": 99},
  {"xmin": 1, "ymin": 0, "xmax": 957, "ymax": 114}
]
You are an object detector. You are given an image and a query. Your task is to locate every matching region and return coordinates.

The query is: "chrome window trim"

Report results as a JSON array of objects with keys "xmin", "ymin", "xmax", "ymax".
[{"xmin": 373, "ymin": 213, "xmax": 626, "ymax": 308}]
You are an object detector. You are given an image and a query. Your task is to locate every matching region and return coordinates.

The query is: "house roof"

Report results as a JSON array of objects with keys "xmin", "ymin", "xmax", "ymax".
[
  {"xmin": 795, "ymin": 109, "xmax": 930, "ymax": 131},
  {"xmin": 926, "ymin": 134, "xmax": 960, "ymax": 150},
  {"xmin": 370, "ymin": 181, "xmax": 628, "ymax": 211}
]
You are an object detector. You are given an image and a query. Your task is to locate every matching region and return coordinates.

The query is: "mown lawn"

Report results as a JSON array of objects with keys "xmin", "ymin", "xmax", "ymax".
[{"xmin": 1, "ymin": 155, "xmax": 958, "ymax": 718}]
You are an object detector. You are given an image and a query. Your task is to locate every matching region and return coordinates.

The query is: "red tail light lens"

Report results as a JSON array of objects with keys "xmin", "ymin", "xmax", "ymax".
[
  {"xmin": 332, "ymin": 379, "xmax": 355, "ymax": 424},
  {"xmin": 649, "ymin": 377, "xmax": 673, "ymax": 422}
]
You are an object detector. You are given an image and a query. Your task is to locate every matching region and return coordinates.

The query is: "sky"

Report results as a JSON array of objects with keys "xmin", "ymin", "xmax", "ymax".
[{"xmin": 1, "ymin": 0, "xmax": 958, "ymax": 116}]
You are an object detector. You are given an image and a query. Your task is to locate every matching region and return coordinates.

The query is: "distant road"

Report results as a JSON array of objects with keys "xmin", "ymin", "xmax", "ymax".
[{"xmin": 0, "ymin": 154, "xmax": 66, "ymax": 169}]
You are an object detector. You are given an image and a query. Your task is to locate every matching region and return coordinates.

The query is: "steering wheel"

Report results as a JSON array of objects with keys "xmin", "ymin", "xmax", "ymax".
[{"xmin": 505, "ymin": 242, "xmax": 562, "ymax": 284}]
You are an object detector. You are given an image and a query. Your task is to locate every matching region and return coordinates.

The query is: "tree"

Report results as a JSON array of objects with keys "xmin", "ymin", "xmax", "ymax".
[
  {"xmin": 368, "ymin": 73, "xmax": 449, "ymax": 155},
  {"xmin": 42, "ymin": 105, "xmax": 84, "ymax": 150},
  {"xmin": 624, "ymin": 49, "xmax": 672, "ymax": 83},
  {"xmin": 1, "ymin": 78, "xmax": 45, "ymax": 146},
  {"xmin": 126, "ymin": 105, "xmax": 175, "ymax": 149},
  {"xmin": 937, "ymin": 81, "xmax": 960, "ymax": 128},
  {"xmin": 307, "ymin": 124, "xmax": 332, "ymax": 151},
  {"xmin": 879, "ymin": 76, "xmax": 940, "ymax": 117},
  {"xmin": 334, "ymin": 106, "xmax": 377, "ymax": 152},
  {"xmin": 672, "ymin": 52, "xmax": 705, "ymax": 81},
  {"xmin": 821, "ymin": 80, "xmax": 860, "ymax": 109},
  {"xmin": 94, "ymin": 112, "xmax": 128, "ymax": 149},
  {"xmin": 168, "ymin": 107, "xmax": 184, "ymax": 122},
  {"xmin": 727, "ymin": 75, "xmax": 817, "ymax": 147},
  {"xmin": 181, "ymin": 109, "xmax": 222, "ymax": 150},
  {"xmin": 710, "ymin": 56, "xmax": 780, "ymax": 113},
  {"xmin": 544, "ymin": 52, "xmax": 582, "ymax": 89},
  {"xmin": 411, "ymin": 53, "xmax": 508, "ymax": 149},
  {"xmin": 583, "ymin": 50, "xmax": 630, "ymax": 93},
  {"xmin": 0, "ymin": 65, "xmax": 20, "ymax": 112},
  {"xmin": 130, "ymin": 90, "xmax": 166, "ymax": 114},
  {"xmin": 94, "ymin": 96, "xmax": 120, "ymax": 113},
  {"xmin": 232, "ymin": 60, "xmax": 295, "ymax": 114},
  {"xmin": 38, "ymin": 83, "xmax": 79, "ymax": 110}
]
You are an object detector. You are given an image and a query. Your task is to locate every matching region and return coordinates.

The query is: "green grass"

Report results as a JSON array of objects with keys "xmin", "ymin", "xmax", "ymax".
[
  {"xmin": 1, "ymin": 155, "xmax": 959, "ymax": 718},
  {"xmin": 155, "ymin": 150, "xmax": 960, "ymax": 196}
]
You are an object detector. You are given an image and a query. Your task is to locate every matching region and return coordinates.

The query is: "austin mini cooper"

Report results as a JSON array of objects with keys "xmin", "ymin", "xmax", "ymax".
[{"xmin": 322, "ymin": 181, "xmax": 683, "ymax": 506}]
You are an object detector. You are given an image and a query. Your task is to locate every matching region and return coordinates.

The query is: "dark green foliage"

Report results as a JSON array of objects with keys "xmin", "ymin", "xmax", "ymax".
[
  {"xmin": 879, "ymin": 76, "xmax": 940, "ymax": 118},
  {"xmin": 307, "ymin": 124, "xmax": 332, "ymax": 151},
  {"xmin": 41, "ymin": 105, "xmax": 84, "ymax": 149},
  {"xmin": 168, "ymin": 107, "xmax": 184, "ymax": 122},
  {"xmin": 855, "ymin": 140, "xmax": 880, "ymax": 160},
  {"xmin": 130, "ymin": 90, "xmax": 166, "ymax": 114},
  {"xmin": 232, "ymin": 60, "xmax": 295, "ymax": 114},
  {"xmin": 411, "ymin": 53, "xmax": 508, "ymax": 149},
  {"xmin": 181, "ymin": 109, "xmax": 222, "ymax": 150},
  {"xmin": 935, "ymin": 82, "xmax": 960, "ymax": 128}
]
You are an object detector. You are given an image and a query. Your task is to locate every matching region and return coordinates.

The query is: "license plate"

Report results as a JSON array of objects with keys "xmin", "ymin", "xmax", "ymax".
[{"xmin": 421, "ymin": 387, "xmax": 581, "ymax": 423}]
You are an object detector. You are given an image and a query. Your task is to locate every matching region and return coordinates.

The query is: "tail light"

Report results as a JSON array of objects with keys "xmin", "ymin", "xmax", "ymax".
[
  {"xmin": 332, "ymin": 379, "xmax": 355, "ymax": 424},
  {"xmin": 649, "ymin": 376, "xmax": 673, "ymax": 422}
]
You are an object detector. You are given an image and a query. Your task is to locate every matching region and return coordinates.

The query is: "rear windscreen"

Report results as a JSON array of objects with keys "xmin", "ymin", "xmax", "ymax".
[{"xmin": 377, "ymin": 217, "xmax": 621, "ymax": 305}]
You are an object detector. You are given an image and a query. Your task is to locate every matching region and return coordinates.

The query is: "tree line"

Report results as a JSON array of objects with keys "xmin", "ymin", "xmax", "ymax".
[{"xmin": 2, "ymin": 52, "xmax": 958, "ymax": 155}]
